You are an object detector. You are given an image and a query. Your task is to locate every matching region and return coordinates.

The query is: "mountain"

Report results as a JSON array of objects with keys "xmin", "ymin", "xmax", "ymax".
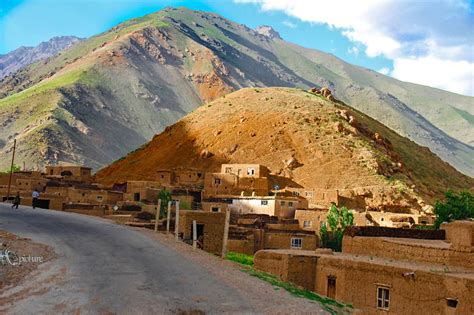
[
  {"xmin": 0, "ymin": 7, "xmax": 472, "ymax": 176},
  {"xmin": 95, "ymin": 88, "xmax": 473, "ymax": 210},
  {"xmin": 0, "ymin": 36, "xmax": 82, "ymax": 79}
]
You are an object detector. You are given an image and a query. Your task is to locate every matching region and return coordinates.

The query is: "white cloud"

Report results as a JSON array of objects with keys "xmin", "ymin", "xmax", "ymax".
[
  {"xmin": 282, "ymin": 20, "xmax": 297, "ymax": 28},
  {"xmin": 378, "ymin": 67, "xmax": 390, "ymax": 75},
  {"xmin": 348, "ymin": 46, "xmax": 359, "ymax": 56},
  {"xmin": 234, "ymin": 0, "xmax": 474, "ymax": 96},
  {"xmin": 392, "ymin": 56, "xmax": 474, "ymax": 96}
]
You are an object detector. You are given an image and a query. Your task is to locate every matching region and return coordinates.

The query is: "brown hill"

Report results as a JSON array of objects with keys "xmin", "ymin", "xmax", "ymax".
[{"xmin": 96, "ymin": 88, "xmax": 473, "ymax": 211}]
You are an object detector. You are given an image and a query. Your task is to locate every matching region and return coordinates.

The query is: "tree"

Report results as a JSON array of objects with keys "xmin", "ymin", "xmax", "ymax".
[
  {"xmin": 434, "ymin": 190, "xmax": 473, "ymax": 229},
  {"xmin": 320, "ymin": 204, "xmax": 354, "ymax": 251},
  {"xmin": 157, "ymin": 189, "xmax": 172, "ymax": 219},
  {"xmin": 2, "ymin": 164, "xmax": 21, "ymax": 174}
]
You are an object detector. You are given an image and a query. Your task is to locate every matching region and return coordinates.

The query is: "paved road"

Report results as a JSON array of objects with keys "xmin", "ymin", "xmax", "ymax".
[
  {"xmin": 0, "ymin": 203, "xmax": 325, "ymax": 314},
  {"xmin": 0, "ymin": 204, "xmax": 326, "ymax": 314}
]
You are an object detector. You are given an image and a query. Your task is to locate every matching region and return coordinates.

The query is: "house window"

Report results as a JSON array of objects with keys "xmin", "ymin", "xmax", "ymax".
[
  {"xmin": 247, "ymin": 168, "xmax": 255, "ymax": 176},
  {"xmin": 292, "ymin": 191, "xmax": 300, "ymax": 196},
  {"xmin": 161, "ymin": 175, "xmax": 165, "ymax": 179},
  {"xmin": 214, "ymin": 178, "xmax": 221, "ymax": 185},
  {"xmin": 225, "ymin": 167, "xmax": 232, "ymax": 174},
  {"xmin": 211, "ymin": 207, "xmax": 220, "ymax": 213},
  {"xmin": 446, "ymin": 298, "xmax": 458, "ymax": 308},
  {"xmin": 305, "ymin": 191, "xmax": 314, "ymax": 197},
  {"xmin": 280, "ymin": 201, "xmax": 285, "ymax": 206},
  {"xmin": 291, "ymin": 237, "xmax": 302, "ymax": 249},
  {"xmin": 303, "ymin": 220, "xmax": 312, "ymax": 228},
  {"xmin": 261, "ymin": 200, "xmax": 268, "ymax": 206},
  {"xmin": 97, "ymin": 196, "xmax": 103, "ymax": 201},
  {"xmin": 288, "ymin": 202, "xmax": 294, "ymax": 207},
  {"xmin": 377, "ymin": 287, "xmax": 390, "ymax": 310}
]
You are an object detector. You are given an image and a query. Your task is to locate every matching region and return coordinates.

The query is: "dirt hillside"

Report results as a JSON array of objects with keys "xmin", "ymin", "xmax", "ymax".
[{"xmin": 95, "ymin": 88, "xmax": 473, "ymax": 211}]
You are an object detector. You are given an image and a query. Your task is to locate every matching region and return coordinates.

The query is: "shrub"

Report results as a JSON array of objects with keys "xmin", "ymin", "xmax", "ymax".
[
  {"xmin": 320, "ymin": 204, "xmax": 354, "ymax": 251},
  {"xmin": 434, "ymin": 190, "xmax": 473, "ymax": 229}
]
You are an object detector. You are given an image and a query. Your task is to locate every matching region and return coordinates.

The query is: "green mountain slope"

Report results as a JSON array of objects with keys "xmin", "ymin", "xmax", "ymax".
[{"xmin": 0, "ymin": 7, "xmax": 472, "ymax": 176}]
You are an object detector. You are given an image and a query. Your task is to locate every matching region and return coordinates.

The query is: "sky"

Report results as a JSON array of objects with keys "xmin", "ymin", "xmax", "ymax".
[{"xmin": 0, "ymin": 0, "xmax": 473, "ymax": 96}]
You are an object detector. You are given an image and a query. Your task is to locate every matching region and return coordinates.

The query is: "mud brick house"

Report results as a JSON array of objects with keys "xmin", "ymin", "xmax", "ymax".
[
  {"xmin": 202, "ymin": 195, "xmax": 307, "ymax": 218},
  {"xmin": 254, "ymin": 221, "xmax": 474, "ymax": 314},
  {"xmin": 45, "ymin": 165, "xmax": 92, "ymax": 182},
  {"xmin": 203, "ymin": 164, "xmax": 270, "ymax": 198},
  {"xmin": 178, "ymin": 210, "xmax": 226, "ymax": 255},
  {"xmin": 294, "ymin": 209, "xmax": 327, "ymax": 233},
  {"xmin": 352, "ymin": 211, "xmax": 435, "ymax": 228},
  {"xmin": 289, "ymin": 188, "xmax": 339, "ymax": 209},
  {"xmin": 227, "ymin": 214, "xmax": 318, "ymax": 255}
]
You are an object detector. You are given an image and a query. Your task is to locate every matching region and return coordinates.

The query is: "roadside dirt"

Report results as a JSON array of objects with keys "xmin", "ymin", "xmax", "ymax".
[{"xmin": 0, "ymin": 230, "xmax": 56, "ymax": 293}]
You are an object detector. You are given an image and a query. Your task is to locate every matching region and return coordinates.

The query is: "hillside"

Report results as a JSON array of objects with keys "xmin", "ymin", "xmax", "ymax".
[
  {"xmin": 95, "ymin": 88, "xmax": 473, "ymax": 211},
  {"xmin": 0, "ymin": 36, "xmax": 81, "ymax": 80},
  {"xmin": 0, "ymin": 7, "xmax": 472, "ymax": 175}
]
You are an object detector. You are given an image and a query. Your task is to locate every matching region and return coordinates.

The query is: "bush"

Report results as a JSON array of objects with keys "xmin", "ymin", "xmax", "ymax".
[
  {"xmin": 434, "ymin": 190, "xmax": 473, "ymax": 229},
  {"xmin": 320, "ymin": 204, "xmax": 354, "ymax": 251},
  {"xmin": 157, "ymin": 188, "xmax": 171, "ymax": 219},
  {"xmin": 226, "ymin": 252, "xmax": 254, "ymax": 266}
]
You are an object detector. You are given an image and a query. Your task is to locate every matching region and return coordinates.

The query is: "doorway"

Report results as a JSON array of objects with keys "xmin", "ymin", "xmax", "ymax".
[
  {"xmin": 191, "ymin": 223, "xmax": 205, "ymax": 248},
  {"xmin": 327, "ymin": 276, "xmax": 336, "ymax": 299}
]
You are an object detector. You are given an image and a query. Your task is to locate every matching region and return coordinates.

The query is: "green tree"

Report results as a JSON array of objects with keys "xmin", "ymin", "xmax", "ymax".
[
  {"xmin": 2, "ymin": 164, "xmax": 21, "ymax": 174},
  {"xmin": 320, "ymin": 204, "xmax": 354, "ymax": 251},
  {"xmin": 157, "ymin": 188, "xmax": 172, "ymax": 219},
  {"xmin": 434, "ymin": 190, "xmax": 473, "ymax": 229}
]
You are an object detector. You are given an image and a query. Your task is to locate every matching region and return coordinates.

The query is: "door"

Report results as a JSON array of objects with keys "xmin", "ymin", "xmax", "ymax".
[{"xmin": 327, "ymin": 276, "xmax": 336, "ymax": 299}]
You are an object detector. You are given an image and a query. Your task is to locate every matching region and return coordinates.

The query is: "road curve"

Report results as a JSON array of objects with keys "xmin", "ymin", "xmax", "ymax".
[{"xmin": 0, "ymin": 204, "xmax": 326, "ymax": 314}]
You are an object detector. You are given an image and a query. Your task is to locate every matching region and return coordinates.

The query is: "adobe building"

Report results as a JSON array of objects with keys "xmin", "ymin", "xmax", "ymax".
[
  {"xmin": 254, "ymin": 221, "xmax": 474, "ymax": 314},
  {"xmin": 290, "ymin": 188, "xmax": 339, "ymax": 209},
  {"xmin": 294, "ymin": 209, "xmax": 327, "ymax": 233},
  {"xmin": 228, "ymin": 214, "xmax": 318, "ymax": 255},
  {"xmin": 178, "ymin": 210, "xmax": 226, "ymax": 255},
  {"xmin": 45, "ymin": 165, "xmax": 92, "ymax": 182},
  {"xmin": 202, "ymin": 195, "xmax": 307, "ymax": 218},
  {"xmin": 203, "ymin": 164, "xmax": 270, "ymax": 198}
]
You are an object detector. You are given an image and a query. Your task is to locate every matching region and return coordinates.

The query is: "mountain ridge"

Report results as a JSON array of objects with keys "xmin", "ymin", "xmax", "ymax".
[{"xmin": 0, "ymin": 7, "xmax": 472, "ymax": 176}]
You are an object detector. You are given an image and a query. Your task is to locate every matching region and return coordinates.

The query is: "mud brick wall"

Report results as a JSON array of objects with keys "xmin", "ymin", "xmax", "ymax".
[
  {"xmin": 345, "ymin": 226, "xmax": 445, "ymax": 239},
  {"xmin": 315, "ymin": 255, "xmax": 474, "ymax": 314},
  {"xmin": 179, "ymin": 211, "xmax": 226, "ymax": 255},
  {"xmin": 254, "ymin": 251, "xmax": 317, "ymax": 291},
  {"xmin": 264, "ymin": 232, "xmax": 318, "ymax": 251},
  {"xmin": 343, "ymin": 236, "xmax": 474, "ymax": 269}
]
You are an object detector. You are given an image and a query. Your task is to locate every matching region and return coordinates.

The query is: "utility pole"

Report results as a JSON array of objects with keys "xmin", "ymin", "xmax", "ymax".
[
  {"xmin": 6, "ymin": 139, "xmax": 17, "ymax": 203},
  {"xmin": 192, "ymin": 220, "xmax": 197, "ymax": 250},
  {"xmin": 166, "ymin": 201, "xmax": 172, "ymax": 234},
  {"xmin": 154, "ymin": 199, "xmax": 162, "ymax": 233},
  {"xmin": 174, "ymin": 200, "xmax": 180, "ymax": 241},
  {"xmin": 221, "ymin": 207, "xmax": 231, "ymax": 258}
]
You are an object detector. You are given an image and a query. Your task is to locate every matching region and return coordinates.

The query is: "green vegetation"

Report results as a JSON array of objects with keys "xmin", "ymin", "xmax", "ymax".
[
  {"xmin": 179, "ymin": 200, "xmax": 191, "ymax": 210},
  {"xmin": 225, "ymin": 251, "xmax": 349, "ymax": 314},
  {"xmin": 157, "ymin": 188, "xmax": 172, "ymax": 219},
  {"xmin": 1, "ymin": 164, "xmax": 21, "ymax": 174},
  {"xmin": 226, "ymin": 252, "xmax": 254, "ymax": 266},
  {"xmin": 434, "ymin": 190, "xmax": 473, "ymax": 229},
  {"xmin": 320, "ymin": 204, "xmax": 354, "ymax": 252},
  {"xmin": 243, "ymin": 269, "xmax": 351, "ymax": 314}
]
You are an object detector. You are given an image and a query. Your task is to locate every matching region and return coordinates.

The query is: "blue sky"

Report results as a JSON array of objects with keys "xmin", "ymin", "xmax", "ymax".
[{"xmin": 0, "ymin": 0, "xmax": 472, "ymax": 95}]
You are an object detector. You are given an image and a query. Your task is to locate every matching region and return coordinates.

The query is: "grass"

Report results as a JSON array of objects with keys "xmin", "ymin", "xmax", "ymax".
[
  {"xmin": 226, "ymin": 252, "xmax": 254, "ymax": 266},
  {"xmin": 226, "ymin": 252, "xmax": 351, "ymax": 314},
  {"xmin": 244, "ymin": 269, "xmax": 351, "ymax": 314}
]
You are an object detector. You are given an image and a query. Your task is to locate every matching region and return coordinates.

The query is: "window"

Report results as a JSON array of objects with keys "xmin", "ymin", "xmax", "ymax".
[
  {"xmin": 303, "ymin": 220, "xmax": 312, "ymax": 228},
  {"xmin": 377, "ymin": 287, "xmax": 390, "ymax": 310},
  {"xmin": 305, "ymin": 191, "xmax": 314, "ymax": 197},
  {"xmin": 291, "ymin": 237, "xmax": 302, "ymax": 249},
  {"xmin": 214, "ymin": 178, "xmax": 221, "ymax": 185},
  {"xmin": 292, "ymin": 191, "xmax": 300, "ymax": 196},
  {"xmin": 288, "ymin": 202, "xmax": 294, "ymax": 207},
  {"xmin": 247, "ymin": 168, "xmax": 255, "ymax": 176},
  {"xmin": 261, "ymin": 200, "xmax": 268, "ymax": 206},
  {"xmin": 280, "ymin": 201, "xmax": 286, "ymax": 206},
  {"xmin": 225, "ymin": 167, "xmax": 232, "ymax": 174},
  {"xmin": 446, "ymin": 298, "xmax": 458, "ymax": 308},
  {"xmin": 97, "ymin": 196, "xmax": 103, "ymax": 201},
  {"xmin": 161, "ymin": 175, "xmax": 165, "ymax": 179},
  {"xmin": 211, "ymin": 207, "xmax": 220, "ymax": 213}
]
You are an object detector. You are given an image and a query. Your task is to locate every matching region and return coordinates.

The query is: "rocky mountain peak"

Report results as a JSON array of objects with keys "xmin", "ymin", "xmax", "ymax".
[{"xmin": 255, "ymin": 25, "xmax": 282, "ymax": 39}]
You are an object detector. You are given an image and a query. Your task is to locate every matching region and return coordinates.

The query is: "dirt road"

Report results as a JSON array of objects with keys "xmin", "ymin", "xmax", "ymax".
[{"xmin": 0, "ymin": 204, "xmax": 326, "ymax": 314}]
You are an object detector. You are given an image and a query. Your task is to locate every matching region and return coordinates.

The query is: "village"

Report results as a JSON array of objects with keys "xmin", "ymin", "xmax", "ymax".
[{"xmin": 1, "ymin": 162, "xmax": 472, "ymax": 313}]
